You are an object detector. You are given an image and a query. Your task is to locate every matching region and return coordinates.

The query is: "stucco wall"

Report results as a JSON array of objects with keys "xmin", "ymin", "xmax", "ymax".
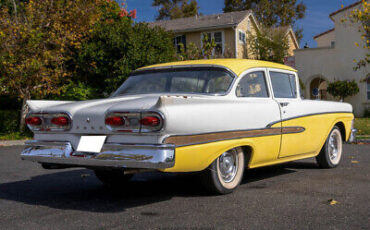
[
  {"xmin": 314, "ymin": 30, "xmax": 335, "ymax": 47},
  {"xmin": 294, "ymin": 5, "xmax": 370, "ymax": 116}
]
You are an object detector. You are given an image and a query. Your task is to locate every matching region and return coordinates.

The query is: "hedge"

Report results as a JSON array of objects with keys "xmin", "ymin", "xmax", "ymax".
[{"xmin": 0, "ymin": 110, "xmax": 19, "ymax": 133}]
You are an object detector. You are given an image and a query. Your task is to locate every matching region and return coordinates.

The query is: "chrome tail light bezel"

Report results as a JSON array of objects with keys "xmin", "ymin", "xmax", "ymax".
[
  {"xmin": 26, "ymin": 112, "xmax": 72, "ymax": 132},
  {"xmin": 105, "ymin": 111, "xmax": 164, "ymax": 133}
]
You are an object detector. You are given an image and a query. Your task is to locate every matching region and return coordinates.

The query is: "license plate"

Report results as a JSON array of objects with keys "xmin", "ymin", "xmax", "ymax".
[{"xmin": 77, "ymin": 136, "xmax": 107, "ymax": 153}]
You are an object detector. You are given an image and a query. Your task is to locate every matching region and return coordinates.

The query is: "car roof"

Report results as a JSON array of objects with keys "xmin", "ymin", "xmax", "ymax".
[{"xmin": 138, "ymin": 59, "xmax": 297, "ymax": 76}]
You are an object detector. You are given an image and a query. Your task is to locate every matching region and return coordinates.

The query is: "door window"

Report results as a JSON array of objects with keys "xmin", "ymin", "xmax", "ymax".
[
  {"xmin": 236, "ymin": 71, "xmax": 269, "ymax": 97},
  {"xmin": 270, "ymin": 72, "xmax": 297, "ymax": 98}
]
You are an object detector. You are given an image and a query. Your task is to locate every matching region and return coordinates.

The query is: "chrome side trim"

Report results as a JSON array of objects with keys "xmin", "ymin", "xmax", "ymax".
[
  {"xmin": 21, "ymin": 141, "xmax": 175, "ymax": 169},
  {"xmin": 266, "ymin": 111, "xmax": 353, "ymax": 127},
  {"xmin": 164, "ymin": 126, "xmax": 305, "ymax": 147}
]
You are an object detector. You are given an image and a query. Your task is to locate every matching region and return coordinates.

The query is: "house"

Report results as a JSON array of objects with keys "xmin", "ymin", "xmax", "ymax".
[
  {"xmin": 149, "ymin": 10, "xmax": 299, "ymax": 59},
  {"xmin": 294, "ymin": 1, "xmax": 369, "ymax": 117}
]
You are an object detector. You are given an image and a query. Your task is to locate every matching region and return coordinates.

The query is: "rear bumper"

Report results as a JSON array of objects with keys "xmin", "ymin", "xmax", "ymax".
[
  {"xmin": 21, "ymin": 140, "xmax": 175, "ymax": 169},
  {"xmin": 348, "ymin": 128, "xmax": 357, "ymax": 143}
]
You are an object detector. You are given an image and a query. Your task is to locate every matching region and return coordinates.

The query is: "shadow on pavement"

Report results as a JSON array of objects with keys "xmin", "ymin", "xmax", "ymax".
[{"xmin": 0, "ymin": 161, "xmax": 317, "ymax": 213}]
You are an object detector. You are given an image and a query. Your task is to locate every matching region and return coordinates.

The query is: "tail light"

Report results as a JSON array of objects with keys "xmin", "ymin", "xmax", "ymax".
[
  {"xmin": 140, "ymin": 116, "xmax": 160, "ymax": 126},
  {"xmin": 26, "ymin": 113, "xmax": 71, "ymax": 131},
  {"xmin": 140, "ymin": 113, "xmax": 163, "ymax": 132},
  {"xmin": 26, "ymin": 116, "xmax": 42, "ymax": 126},
  {"xmin": 105, "ymin": 111, "xmax": 163, "ymax": 133},
  {"xmin": 105, "ymin": 116, "xmax": 125, "ymax": 126},
  {"xmin": 105, "ymin": 112, "xmax": 140, "ymax": 132},
  {"xmin": 51, "ymin": 116, "xmax": 70, "ymax": 126}
]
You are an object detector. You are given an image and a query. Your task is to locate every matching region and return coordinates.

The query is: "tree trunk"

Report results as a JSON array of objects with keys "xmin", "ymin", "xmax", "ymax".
[{"xmin": 19, "ymin": 94, "xmax": 30, "ymax": 132}]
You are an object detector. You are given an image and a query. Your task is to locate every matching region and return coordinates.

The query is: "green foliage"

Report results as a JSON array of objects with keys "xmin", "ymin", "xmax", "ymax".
[
  {"xmin": 0, "ymin": 131, "xmax": 32, "ymax": 140},
  {"xmin": 247, "ymin": 26, "xmax": 289, "ymax": 63},
  {"xmin": 152, "ymin": 0, "xmax": 200, "ymax": 20},
  {"xmin": 0, "ymin": 110, "xmax": 19, "ymax": 133},
  {"xmin": 223, "ymin": 0, "xmax": 306, "ymax": 43},
  {"xmin": 343, "ymin": 0, "xmax": 369, "ymax": 78},
  {"xmin": 50, "ymin": 81, "xmax": 98, "ymax": 101},
  {"xmin": 75, "ymin": 19, "xmax": 176, "ymax": 96},
  {"xmin": 223, "ymin": 0, "xmax": 306, "ymax": 26},
  {"xmin": 327, "ymin": 80, "xmax": 360, "ymax": 101}
]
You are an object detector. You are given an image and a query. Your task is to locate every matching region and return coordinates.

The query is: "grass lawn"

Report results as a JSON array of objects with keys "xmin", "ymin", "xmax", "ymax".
[
  {"xmin": 354, "ymin": 118, "xmax": 370, "ymax": 136},
  {"xmin": 0, "ymin": 132, "xmax": 32, "ymax": 141}
]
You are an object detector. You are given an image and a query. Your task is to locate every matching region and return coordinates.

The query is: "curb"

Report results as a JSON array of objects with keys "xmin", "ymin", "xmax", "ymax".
[{"xmin": 0, "ymin": 140, "xmax": 26, "ymax": 147}]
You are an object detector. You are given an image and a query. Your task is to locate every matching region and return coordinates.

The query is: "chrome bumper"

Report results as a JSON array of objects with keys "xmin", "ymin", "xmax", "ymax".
[
  {"xmin": 21, "ymin": 140, "xmax": 175, "ymax": 169},
  {"xmin": 348, "ymin": 128, "xmax": 357, "ymax": 143}
]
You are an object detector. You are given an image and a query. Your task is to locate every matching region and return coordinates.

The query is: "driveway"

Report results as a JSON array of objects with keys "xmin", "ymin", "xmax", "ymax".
[{"xmin": 0, "ymin": 144, "xmax": 369, "ymax": 230}]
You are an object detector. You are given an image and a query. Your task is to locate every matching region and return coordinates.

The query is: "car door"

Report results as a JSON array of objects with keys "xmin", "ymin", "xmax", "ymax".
[
  {"xmin": 235, "ymin": 68, "xmax": 282, "ymax": 164},
  {"xmin": 268, "ymin": 69, "xmax": 314, "ymax": 158}
]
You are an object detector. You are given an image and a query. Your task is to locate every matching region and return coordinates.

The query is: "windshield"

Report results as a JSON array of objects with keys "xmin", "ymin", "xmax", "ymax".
[{"xmin": 112, "ymin": 68, "xmax": 234, "ymax": 97}]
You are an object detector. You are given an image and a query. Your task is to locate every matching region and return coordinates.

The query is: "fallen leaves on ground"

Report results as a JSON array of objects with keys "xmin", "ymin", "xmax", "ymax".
[{"xmin": 328, "ymin": 199, "xmax": 339, "ymax": 206}]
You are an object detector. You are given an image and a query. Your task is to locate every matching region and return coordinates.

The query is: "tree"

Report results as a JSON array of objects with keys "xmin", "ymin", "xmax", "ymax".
[
  {"xmin": 327, "ymin": 80, "xmax": 360, "ymax": 101},
  {"xmin": 75, "ymin": 19, "xmax": 176, "ymax": 96},
  {"xmin": 223, "ymin": 0, "xmax": 306, "ymax": 43},
  {"xmin": 152, "ymin": 0, "xmax": 200, "ymax": 20},
  {"xmin": 344, "ymin": 0, "xmax": 369, "ymax": 77},
  {"xmin": 0, "ymin": 0, "xmax": 109, "ymax": 131},
  {"xmin": 247, "ymin": 26, "xmax": 289, "ymax": 63}
]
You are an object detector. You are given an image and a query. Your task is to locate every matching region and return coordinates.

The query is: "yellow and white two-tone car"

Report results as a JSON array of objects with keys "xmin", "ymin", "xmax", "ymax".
[{"xmin": 21, "ymin": 59, "xmax": 356, "ymax": 194}]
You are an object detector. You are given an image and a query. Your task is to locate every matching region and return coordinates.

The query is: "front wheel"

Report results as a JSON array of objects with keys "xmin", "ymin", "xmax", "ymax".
[
  {"xmin": 200, "ymin": 147, "xmax": 245, "ymax": 194},
  {"xmin": 316, "ymin": 126, "xmax": 343, "ymax": 168}
]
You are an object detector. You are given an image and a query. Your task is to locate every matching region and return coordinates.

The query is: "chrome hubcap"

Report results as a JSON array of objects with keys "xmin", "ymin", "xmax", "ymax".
[
  {"xmin": 218, "ymin": 149, "xmax": 238, "ymax": 183},
  {"xmin": 328, "ymin": 132, "xmax": 339, "ymax": 161}
]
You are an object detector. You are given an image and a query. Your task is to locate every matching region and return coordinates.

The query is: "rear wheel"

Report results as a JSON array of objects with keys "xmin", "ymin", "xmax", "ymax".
[
  {"xmin": 94, "ymin": 169, "xmax": 133, "ymax": 187},
  {"xmin": 316, "ymin": 126, "xmax": 343, "ymax": 168},
  {"xmin": 200, "ymin": 147, "xmax": 245, "ymax": 194}
]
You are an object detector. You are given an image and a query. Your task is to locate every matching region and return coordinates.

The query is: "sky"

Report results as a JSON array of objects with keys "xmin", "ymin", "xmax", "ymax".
[{"xmin": 120, "ymin": 0, "xmax": 360, "ymax": 48}]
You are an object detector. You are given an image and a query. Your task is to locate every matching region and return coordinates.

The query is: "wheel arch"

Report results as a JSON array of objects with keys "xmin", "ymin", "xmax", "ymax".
[{"xmin": 334, "ymin": 121, "xmax": 346, "ymax": 142}]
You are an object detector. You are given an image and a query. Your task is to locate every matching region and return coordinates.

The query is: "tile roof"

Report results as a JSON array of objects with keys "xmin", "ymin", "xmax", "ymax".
[
  {"xmin": 329, "ymin": 1, "xmax": 362, "ymax": 18},
  {"xmin": 314, "ymin": 28, "xmax": 335, "ymax": 39},
  {"xmin": 149, "ymin": 10, "xmax": 252, "ymax": 33}
]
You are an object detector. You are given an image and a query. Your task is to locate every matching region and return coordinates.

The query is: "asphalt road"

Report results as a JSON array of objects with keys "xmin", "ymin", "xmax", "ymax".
[{"xmin": 0, "ymin": 144, "xmax": 369, "ymax": 230}]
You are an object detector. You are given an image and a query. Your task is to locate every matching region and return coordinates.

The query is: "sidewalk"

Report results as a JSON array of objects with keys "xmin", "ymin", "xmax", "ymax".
[{"xmin": 0, "ymin": 140, "xmax": 26, "ymax": 146}]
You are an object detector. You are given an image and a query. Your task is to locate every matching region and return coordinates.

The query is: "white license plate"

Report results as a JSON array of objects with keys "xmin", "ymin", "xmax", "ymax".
[{"xmin": 77, "ymin": 136, "xmax": 107, "ymax": 153}]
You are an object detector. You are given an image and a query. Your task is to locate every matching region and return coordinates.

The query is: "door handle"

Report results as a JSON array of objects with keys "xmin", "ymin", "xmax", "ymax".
[{"xmin": 280, "ymin": 102, "xmax": 289, "ymax": 107}]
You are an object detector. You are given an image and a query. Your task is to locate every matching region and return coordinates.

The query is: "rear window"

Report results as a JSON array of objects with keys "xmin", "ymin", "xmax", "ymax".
[{"xmin": 112, "ymin": 68, "xmax": 234, "ymax": 96}]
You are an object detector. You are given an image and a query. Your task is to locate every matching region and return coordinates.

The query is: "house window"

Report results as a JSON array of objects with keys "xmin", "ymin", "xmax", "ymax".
[
  {"xmin": 367, "ymin": 78, "xmax": 370, "ymax": 100},
  {"xmin": 331, "ymin": 41, "xmax": 335, "ymax": 48},
  {"xmin": 174, "ymin": 35, "xmax": 186, "ymax": 53},
  {"xmin": 247, "ymin": 19, "xmax": 251, "ymax": 32},
  {"xmin": 239, "ymin": 31, "xmax": 246, "ymax": 44},
  {"xmin": 202, "ymin": 31, "xmax": 224, "ymax": 55}
]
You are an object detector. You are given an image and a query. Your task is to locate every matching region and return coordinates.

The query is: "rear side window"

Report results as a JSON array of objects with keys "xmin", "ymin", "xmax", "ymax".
[
  {"xmin": 270, "ymin": 72, "xmax": 297, "ymax": 98},
  {"xmin": 236, "ymin": 71, "xmax": 269, "ymax": 98}
]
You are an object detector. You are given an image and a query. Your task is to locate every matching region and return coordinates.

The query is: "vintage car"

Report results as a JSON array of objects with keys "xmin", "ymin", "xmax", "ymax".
[{"xmin": 21, "ymin": 59, "xmax": 356, "ymax": 194}]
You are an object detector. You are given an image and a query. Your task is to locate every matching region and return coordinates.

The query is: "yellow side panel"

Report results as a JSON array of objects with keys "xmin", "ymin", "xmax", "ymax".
[
  {"xmin": 162, "ymin": 135, "xmax": 281, "ymax": 173},
  {"xmin": 277, "ymin": 113, "xmax": 353, "ymax": 158},
  {"xmin": 162, "ymin": 113, "xmax": 353, "ymax": 173}
]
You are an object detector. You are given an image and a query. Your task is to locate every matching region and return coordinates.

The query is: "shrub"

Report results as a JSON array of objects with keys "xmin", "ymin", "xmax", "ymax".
[
  {"xmin": 75, "ymin": 19, "xmax": 176, "ymax": 97},
  {"xmin": 0, "ymin": 110, "xmax": 19, "ymax": 133},
  {"xmin": 327, "ymin": 80, "xmax": 359, "ymax": 101}
]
